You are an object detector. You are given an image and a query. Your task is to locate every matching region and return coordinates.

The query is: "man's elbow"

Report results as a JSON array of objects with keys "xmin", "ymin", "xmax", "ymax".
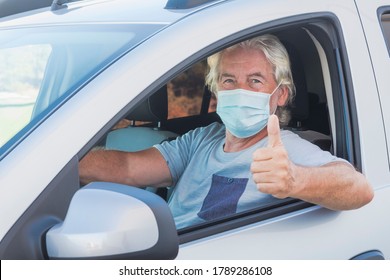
[
  {"xmin": 361, "ymin": 182, "xmax": 374, "ymax": 207},
  {"xmin": 353, "ymin": 176, "xmax": 374, "ymax": 209}
]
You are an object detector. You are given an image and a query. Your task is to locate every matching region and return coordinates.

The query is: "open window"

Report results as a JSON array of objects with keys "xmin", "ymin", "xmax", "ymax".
[
  {"xmin": 81, "ymin": 15, "xmax": 359, "ymax": 240},
  {"xmin": 108, "ymin": 25, "xmax": 346, "ymax": 158},
  {"xmin": 169, "ymin": 20, "xmax": 357, "ymax": 239}
]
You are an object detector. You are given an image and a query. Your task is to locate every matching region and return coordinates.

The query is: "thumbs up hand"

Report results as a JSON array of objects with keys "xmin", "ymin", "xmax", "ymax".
[{"xmin": 251, "ymin": 115, "xmax": 297, "ymax": 199}]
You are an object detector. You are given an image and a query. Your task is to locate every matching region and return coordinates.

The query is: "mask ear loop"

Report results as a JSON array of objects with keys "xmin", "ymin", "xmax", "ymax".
[{"xmin": 269, "ymin": 80, "xmax": 284, "ymax": 115}]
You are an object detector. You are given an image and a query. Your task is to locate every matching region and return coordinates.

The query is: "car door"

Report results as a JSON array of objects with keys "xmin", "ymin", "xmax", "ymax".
[
  {"xmin": 0, "ymin": 22, "xmax": 174, "ymax": 259},
  {"xmin": 171, "ymin": 0, "xmax": 390, "ymax": 259}
]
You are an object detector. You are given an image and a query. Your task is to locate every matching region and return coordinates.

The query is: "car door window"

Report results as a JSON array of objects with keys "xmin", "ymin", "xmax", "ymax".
[
  {"xmin": 174, "ymin": 21, "xmax": 359, "ymax": 237},
  {"xmin": 80, "ymin": 16, "xmax": 359, "ymax": 238}
]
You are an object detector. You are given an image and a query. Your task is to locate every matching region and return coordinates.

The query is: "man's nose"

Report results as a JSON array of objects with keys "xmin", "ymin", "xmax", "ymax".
[{"xmin": 235, "ymin": 81, "xmax": 252, "ymax": 91}]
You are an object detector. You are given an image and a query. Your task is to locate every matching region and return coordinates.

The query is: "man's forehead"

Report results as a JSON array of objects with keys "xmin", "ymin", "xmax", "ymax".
[
  {"xmin": 221, "ymin": 46, "xmax": 265, "ymax": 59},
  {"xmin": 219, "ymin": 48, "xmax": 272, "ymax": 75}
]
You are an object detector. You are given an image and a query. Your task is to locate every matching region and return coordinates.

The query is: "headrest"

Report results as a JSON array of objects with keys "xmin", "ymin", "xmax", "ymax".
[
  {"xmin": 283, "ymin": 41, "xmax": 310, "ymax": 122},
  {"xmin": 127, "ymin": 85, "xmax": 168, "ymax": 122}
]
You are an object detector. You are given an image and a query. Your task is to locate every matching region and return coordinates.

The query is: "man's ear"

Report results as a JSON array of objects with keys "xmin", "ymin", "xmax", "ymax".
[{"xmin": 277, "ymin": 86, "xmax": 289, "ymax": 106}]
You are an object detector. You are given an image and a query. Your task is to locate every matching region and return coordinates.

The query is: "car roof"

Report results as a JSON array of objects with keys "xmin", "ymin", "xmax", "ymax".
[{"xmin": 0, "ymin": 0, "xmax": 226, "ymax": 28}]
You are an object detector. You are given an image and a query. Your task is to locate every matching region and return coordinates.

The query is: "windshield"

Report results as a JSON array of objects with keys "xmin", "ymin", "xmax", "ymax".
[{"xmin": 0, "ymin": 23, "xmax": 163, "ymax": 156}]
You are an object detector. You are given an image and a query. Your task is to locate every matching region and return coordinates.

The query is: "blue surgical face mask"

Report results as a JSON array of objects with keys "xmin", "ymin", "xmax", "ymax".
[{"xmin": 216, "ymin": 83, "xmax": 281, "ymax": 138}]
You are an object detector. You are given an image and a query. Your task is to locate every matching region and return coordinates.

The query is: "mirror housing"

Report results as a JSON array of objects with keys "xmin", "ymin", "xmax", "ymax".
[{"xmin": 45, "ymin": 182, "xmax": 178, "ymax": 259}]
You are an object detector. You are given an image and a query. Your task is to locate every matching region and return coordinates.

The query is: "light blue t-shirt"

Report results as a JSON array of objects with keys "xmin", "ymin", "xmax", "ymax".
[{"xmin": 154, "ymin": 122, "xmax": 343, "ymax": 229}]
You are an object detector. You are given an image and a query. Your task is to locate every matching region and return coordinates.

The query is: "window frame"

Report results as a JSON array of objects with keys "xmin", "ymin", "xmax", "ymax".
[
  {"xmin": 170, "ymin": 16, "xmax": 359, "ymax": 242},
  {"xmin": 76, "ymin": 14, "xmax": 361, "ymax": 244}
]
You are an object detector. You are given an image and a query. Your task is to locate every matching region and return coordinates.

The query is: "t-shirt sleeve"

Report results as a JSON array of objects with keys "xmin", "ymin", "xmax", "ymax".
[
  {"xmin": 154, "ymin": 126, "xmax": 206, "ymax": 186},
  {"xmin": 281, "ymin": 131, "xmax": 351, "ymax": 167}
]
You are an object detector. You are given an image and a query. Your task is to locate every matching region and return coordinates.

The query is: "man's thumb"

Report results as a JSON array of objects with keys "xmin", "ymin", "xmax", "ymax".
[{"xmin": 267, "ymin": 114, "xmax": 282, "ymax": 147}]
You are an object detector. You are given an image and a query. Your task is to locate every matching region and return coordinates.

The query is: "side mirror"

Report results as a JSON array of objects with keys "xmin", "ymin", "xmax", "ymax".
[{"xmin": 45, "ymin": 182, "xmax": 178, "ymax": 259}]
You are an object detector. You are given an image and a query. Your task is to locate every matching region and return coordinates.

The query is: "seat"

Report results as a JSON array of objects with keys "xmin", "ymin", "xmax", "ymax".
[
  {"xmin": 105, "ymin": 86, "xmax": 178, "ymax": 199},
  {"xmin": 283, "ymin": 40, "xmax": 332, "ymax": 152},
  {"xmin": 105, "ymin": 85, "xmax": 178, "ymax": 152}
]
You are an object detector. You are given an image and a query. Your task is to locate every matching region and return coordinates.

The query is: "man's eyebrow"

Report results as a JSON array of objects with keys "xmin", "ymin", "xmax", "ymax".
[
  {"xmin": 248, "ymin": 72, "xmax": 265, "ymax": 78},
  {"xmin": 220, "ymin": 73, "xmax": 235, "ymax": 78},
  {"xmin": 219, "ymin": 72, "xmax": 266, "ymax": 79}
]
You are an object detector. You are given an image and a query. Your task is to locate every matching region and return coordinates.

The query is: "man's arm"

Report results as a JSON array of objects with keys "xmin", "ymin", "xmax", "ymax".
[
  {"xmin": 79, "ymin": 147, "xmax": 173, "ymax": 188},
  {"xmin": 250, "ymin": 115, "xmax": 374, "ymax": 210},
  {"xmin": 285, "ymin": 161, "xmax": 373, "ymax": 210}
]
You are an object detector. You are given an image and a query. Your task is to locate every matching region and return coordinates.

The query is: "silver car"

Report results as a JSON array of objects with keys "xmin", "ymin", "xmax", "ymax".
[{"xmin": 0, "ymin": 0, "xmax": 389, "ymax": 259}]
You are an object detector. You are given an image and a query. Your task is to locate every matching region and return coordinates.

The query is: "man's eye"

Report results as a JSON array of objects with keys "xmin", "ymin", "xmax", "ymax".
[
  {"xmin": 223, "ymin": 78, "xmax": 234, "ymax": 84},
  {"xmin": 250, "ymin": 79, "xmax": 261, "ymax": 84}
]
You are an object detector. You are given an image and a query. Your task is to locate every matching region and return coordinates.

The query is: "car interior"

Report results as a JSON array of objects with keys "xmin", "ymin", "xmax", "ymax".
[{"xmin": 104, "ymin": 26, "xmax": 333, "ymax": 156}]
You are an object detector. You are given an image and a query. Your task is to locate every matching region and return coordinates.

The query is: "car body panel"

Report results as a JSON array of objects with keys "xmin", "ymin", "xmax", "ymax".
[
  {"xmin": 355, "ymin": 0, "xmax": 390, "ymax": 166},
  {"xmin": 0, "ymin": 0, "xmax": 389, "ymax": 259},
  {"xmin": 178, "ymin": 187, "xmax": 390, "ymax": 259}
]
